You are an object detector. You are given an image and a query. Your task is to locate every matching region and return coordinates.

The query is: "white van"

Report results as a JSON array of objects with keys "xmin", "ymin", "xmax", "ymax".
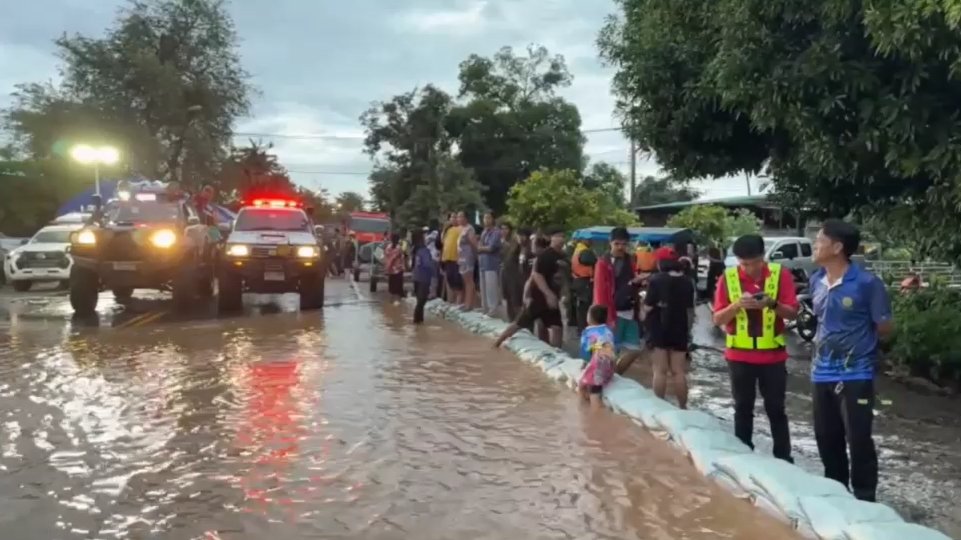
[{"xmin": 725, "ymin": 236, "xmax": 817, "ymax": 276}]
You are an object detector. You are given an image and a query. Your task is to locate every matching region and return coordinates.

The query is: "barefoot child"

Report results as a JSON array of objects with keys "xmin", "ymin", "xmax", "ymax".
[{"xmin": 578, "ymin": 305, "xmax": 617, "ymax": 408}]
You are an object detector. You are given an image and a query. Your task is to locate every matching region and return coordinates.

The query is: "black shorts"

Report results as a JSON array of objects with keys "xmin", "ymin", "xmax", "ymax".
[
  {"xmin": 443, "ymin": 262, "xmax": 463, "ymax": 290},
  {"xmin": 647, "ymin": 329, "xmax": 690, "ymax": 352},
  {"xmin": 515, "ymin": 303, "xmax": 563, "ymax": 330},
  {"xmin": 588, "ymin": 385, "xmax": 603, "ymax": 395},
  {"xmin": 388, "ymin": 273, "xmax": 405, "ymax": 296}
]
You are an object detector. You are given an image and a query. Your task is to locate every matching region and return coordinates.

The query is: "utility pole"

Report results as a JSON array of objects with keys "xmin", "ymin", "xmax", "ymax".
[
  {"xmin": 745, "ymin": 172, "xmax": 753, "ymax": 196},
  {"xmin": 629, "ymin": 138, "xmax": 637, "ymax": 205}
]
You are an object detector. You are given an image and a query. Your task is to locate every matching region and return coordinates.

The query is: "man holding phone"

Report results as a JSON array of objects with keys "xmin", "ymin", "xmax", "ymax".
[{"xmin": 713, "ymin": 234, "xmax": 799, "ymax": 462}]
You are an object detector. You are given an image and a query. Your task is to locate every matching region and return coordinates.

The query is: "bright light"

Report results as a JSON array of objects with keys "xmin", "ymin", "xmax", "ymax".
[
  {"xmin": 134, "ymin": 192, "xmax": 157, "ymax": 201},
  {"xmin": 226, "ymin": 244, "xmax": 249, "ymax": 257},
  {"xmin": 117, "ymin": 190, "xmax": 131, "ymax": 201},
  {"xmin": 296, "ymin": 245, "xmax": 318, "ymax": 258},
  {"xmin": 70, "ymin": 144, "xmax": 120, "ymax": 165},
  {"xmin": 150, "ymin": 229, "xmax": 177, "ymax": 248},
  {"xmin": 249, "ymin": 198, "xmax": 302, "ymax": 208},
  {"xmin": 76, "ymin": 230, "xmax": 97, "ymax": 245}
]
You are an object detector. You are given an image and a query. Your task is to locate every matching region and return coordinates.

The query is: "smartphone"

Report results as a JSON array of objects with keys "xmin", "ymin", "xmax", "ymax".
[{"xmin": 752, "ymin": 292, "xmax": 767, "ymax": 301}]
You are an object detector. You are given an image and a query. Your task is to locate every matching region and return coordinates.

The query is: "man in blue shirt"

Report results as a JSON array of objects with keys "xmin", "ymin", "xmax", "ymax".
[{"xmin": 809, "ymin": 219, "xmax": 893, "ymax": 502}]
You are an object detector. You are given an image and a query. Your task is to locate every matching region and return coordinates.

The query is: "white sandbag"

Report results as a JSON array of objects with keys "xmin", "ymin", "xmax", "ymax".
[
  {"xmin": 676, "ymin": 426, "xmax": 752, "ymax": 457},
  {"xmin": 842, "ymin": 523, "xmax": 952, "ymax": 540},
  {"xmin": 749, "ymin": 465, "xmax": 853, "ymax": 525},
  {"xmin": 556, "ymin": 359, "xmax": 586, "ymax": 386},
  {"xmin": 713, "ymin": 453, "xmax": 784, "ymax": 495},
  {"xmin": 796, "ymin": 495, "xmax": 903, "ymax": 540},
  {"xmin": 651, "ymin": 409, "xmax": 724, "ymax": 439},
  {"xmin": 603, "ymin": 379, "xmax": 657, "ymax": 414},
  {"xmin": 617, "ymin": 396, "xmax": 677, "ymax": 428}
]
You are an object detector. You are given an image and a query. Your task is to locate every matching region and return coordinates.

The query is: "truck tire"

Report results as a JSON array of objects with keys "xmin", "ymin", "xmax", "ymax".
[
  {"xmin": 197, "ymin": 267, "xmax": 215, "ymax": 298},
  {"xmin": 369, "ymin": 276, "xmax": 378, "ymax": 293},
  {"xmin": 299, "ymin": 274, "xmax": 324, "ymax": 310},
  {"xmin": 353, "ymin": 268, "xmax": 360, "ymax": 282},
  {"xmin": 113, "ymin": 287, "xmax": 133, "ymax": 301},
  {"xmin": 12, "ymin": 280, "xmax": 32, "ymax": 292},
  {"xmin": 69, "ymin": 267, "xmax": 99, "ymax": 314},
  {"xmin": 172, "ymin": 261, "xmax": 197, "ymax": 311},
  {"xmin": 217, "ymin": 269, "xmax": 243, "ymax": 313}
]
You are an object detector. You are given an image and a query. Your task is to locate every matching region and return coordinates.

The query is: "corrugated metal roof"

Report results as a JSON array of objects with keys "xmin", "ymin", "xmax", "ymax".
[{"xmin": 634, "ymin": 194, "xmax": 773, "ymax": 211}]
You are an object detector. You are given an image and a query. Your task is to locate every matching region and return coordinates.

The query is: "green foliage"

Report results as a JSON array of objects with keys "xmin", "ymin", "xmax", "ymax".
[
  {"xmin": 667, "ymin": 204, "xmax": 761, "ymax": 247},
  {"xmin": 447, "ymin": 45, "xmax": 586, "ymax": 213},
  {"xmin": 506, "ymin": 169, "xmax": 639, "ymax": 232},
  {"xmin": 599, "ymin": 0, "xmax": 961, "ymax": 261},
  {"xmin": 335, "ymin": 192, "xmax": 366, "ymax": 213},
  {"xmin": 890, "ymin": 288, "xmax": 961, "ymax": 384},
  {"xmin": 632, "ymin": 175, "xmax": 699, "ymax": 206},
  {"xmin": 3, "ymin": 0, "xmax": 251, "ymax": 187},
  {"xmin": 582, "ymin": 162, "xmax": 627, "ymax": 208}
]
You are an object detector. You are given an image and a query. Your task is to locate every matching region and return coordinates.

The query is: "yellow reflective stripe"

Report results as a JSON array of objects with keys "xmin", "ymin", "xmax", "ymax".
[{"xmin": 723, "ymin": 263, "xmax": 785, "ymax": 350}]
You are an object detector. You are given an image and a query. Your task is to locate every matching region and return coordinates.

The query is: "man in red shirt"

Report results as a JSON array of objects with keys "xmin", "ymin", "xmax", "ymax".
[{"xmin": 712, "ymin": 234, "xmax": 799, "ymax": 462}]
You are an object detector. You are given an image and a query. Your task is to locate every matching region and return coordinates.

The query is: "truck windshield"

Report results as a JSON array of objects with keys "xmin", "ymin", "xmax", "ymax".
[
  {"xmin": 31, "ymin": 229, "xmax": 73, "ymax": 243},
  {"xmin": 107, "ymin": 202, "xmax": 181, "ymax": 223},
  {"xmin": 350, "ymin": 217, "xmax": 389, "ymax": 234},
  {"xmin": 235, "ymin": 208, "xmax": 309, "ymax": 232}
]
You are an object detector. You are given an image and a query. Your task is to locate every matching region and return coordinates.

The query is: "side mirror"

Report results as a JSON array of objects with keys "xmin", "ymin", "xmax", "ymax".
[
  {"xmin": 771, "ymin": 250, "xmax": 785, "ymax": 260},
  {"xmin": 187, "ymin": 216, "xmax": 200, "ymax": 226},
  {"xmin": 218, "ymin": 222, "xmax": 232, "ymax": 235},
  {"xmin": 20, "ymin": 239, "xmax": 29, "ymax": 245}
]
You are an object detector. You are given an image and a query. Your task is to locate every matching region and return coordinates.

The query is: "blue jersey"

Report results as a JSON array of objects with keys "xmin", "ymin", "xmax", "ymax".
[
  {"xmin": 809, "ymin": 264, "xmax": 892, "ymax": 383},
  {"xmin": 580, "ymin": 324, "xmax": 615, "ymax": 362}
]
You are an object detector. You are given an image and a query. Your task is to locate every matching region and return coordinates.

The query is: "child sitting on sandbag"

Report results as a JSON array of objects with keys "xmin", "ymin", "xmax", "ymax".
[{"xmin": 578, "ymin": 305, "xmax": 617, "ymax": 408}]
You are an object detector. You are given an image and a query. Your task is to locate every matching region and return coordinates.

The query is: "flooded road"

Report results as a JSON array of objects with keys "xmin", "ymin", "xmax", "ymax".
[{"xmin": 0, "ymin": 280, "xmax": 794, "ymax": 540}]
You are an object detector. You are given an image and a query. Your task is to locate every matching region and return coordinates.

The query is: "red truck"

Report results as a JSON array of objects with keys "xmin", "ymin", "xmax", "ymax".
[{"xmin": 345, "ymin": 212, "xmax": 390, "ymax": 286}]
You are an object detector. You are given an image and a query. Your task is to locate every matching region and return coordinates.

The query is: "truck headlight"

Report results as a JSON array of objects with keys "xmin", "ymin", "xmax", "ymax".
[
  {"xmin": 296, "ymin": 246, "xmax": 318, "ymax": 258},
  {"xmin": 226, "ymin": 244, "xmax": 249, "ymax": 257},
  {"xmin": 150, "ymin": 229, "xmax": 177, "ymax": 248},
  {"xmin": 76, "ymin": 230, "xmax": 97, "ymax": 245}
]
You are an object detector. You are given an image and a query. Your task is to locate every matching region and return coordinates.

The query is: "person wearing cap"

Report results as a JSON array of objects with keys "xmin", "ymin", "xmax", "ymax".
[
  {"xmin": 594, "ymin": 227, "xmax": 646, "ymax": 373},
  {"xmin": 713, "ymin": 234, "xmax": 799, "ymax": 462}
]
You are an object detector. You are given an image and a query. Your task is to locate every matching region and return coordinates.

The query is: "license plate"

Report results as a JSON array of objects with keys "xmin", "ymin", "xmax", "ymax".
[
  {"xmin": 113, "ymin": 262, "xmax": 137, "ymax": 271},
  {"xmin": 264, "ymin": 271, "xmax": 285, "ymax": 281}
]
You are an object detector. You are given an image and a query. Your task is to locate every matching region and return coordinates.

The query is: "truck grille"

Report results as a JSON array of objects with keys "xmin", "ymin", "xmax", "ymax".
[
  {"xmin": 17, "ymin": 251, "xmax": 69, "ymax": 269},
  {"xmin": 251, "ymin": 246, "xmax": 275, "ymax": 258},
  {"xmin": 104, "ymin": 232, "xmax": 141, "ymax": 261}
]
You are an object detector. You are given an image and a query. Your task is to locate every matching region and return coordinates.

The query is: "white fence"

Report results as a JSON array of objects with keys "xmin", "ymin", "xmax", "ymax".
[{"xmin": 863, "ymin": 260, "xmax": 961, "ymax": 287}]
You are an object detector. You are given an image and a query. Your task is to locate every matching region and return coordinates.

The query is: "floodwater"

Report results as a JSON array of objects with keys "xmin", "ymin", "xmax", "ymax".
[{"xmin": 0, "ymin": 280, "xmax": 795, "ymax": 539}]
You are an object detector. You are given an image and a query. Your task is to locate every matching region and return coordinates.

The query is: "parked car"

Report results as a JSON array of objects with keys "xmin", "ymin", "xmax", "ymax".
[
  {"xmin": 4, "ymin": 225, "xmax": 83, "ymax": 291},
  {"xmin": 724, "ymin": 236, "xmax": 818, "ymax": 276}
]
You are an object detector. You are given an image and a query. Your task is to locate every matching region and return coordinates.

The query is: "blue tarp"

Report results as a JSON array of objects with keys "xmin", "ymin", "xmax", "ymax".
[
  {"xmin": 56, "ymin": 179, "xmax": 237, "ymax": 223},
  {"xmin": 571, "ymin": 226, "xmax": 692, "ymax": 244}
]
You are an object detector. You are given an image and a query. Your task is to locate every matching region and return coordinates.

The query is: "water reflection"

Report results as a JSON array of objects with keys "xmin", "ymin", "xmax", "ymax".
[{"xmin": 0, "ymin": 297, "xmax": 795, "ymax": 539}]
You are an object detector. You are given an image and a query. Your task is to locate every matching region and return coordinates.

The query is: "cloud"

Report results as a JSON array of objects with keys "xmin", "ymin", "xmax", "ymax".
[{"xmin": 396, "ymin": 1, "xmax": 489, "ymax": 35}]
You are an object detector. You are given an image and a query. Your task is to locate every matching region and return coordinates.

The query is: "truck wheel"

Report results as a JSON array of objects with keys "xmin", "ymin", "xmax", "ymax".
[
  {"xmin": 12, "ymin": 280, "xmax": 32, "ymax": 292},
  {"xmin": 197, "ymin": 268, "xmax": 215, "ymax": 298},
  {"xmin": 113, "ymin": 287, "xmax": 133, "ymax": 301},
  {"xmin": 369, "ymin": 276, "xmax": 378, "ymax": 293},
  {"xmin": 353, "ymin": 268, "xmax": 360, "ymax": 282},
  {"xmin": 217, "ymin": 269, "xmax": 243, "ymax": 313},
  {"xmin": 172, "ymin": 261, "xmax": 197, "ymax": 311},
  {"xmin": 299, "ymin": 275, "xmax": 323, "ymax": 310},
  {"xmin": 69, "ymin": 267, "xmax": 99, "ymax": 314},
  {"xmin": 58, "ymin": 280, "xmax": 70, "ymax": 290}
]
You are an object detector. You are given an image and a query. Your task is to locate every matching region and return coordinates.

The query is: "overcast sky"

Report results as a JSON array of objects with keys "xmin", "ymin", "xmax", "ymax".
[{"xmin": 1, "ymin": 0, "xmax": 759, "ymax": 200}]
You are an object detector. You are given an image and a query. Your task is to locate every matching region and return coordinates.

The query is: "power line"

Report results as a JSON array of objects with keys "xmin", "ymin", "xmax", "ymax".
[{"xmin": 232, "ymin": 126, "xmax": 624, "ymax": 141}]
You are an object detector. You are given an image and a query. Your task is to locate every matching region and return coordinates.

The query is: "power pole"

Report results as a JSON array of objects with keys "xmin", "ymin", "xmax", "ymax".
[{"xmin": 629, "ymin": 138, "xmax": 637, "ymax": 205}]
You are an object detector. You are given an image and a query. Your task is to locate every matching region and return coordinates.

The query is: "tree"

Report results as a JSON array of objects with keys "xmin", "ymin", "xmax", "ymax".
[
  {"xmin": 632, "ymin": 175, "xmax": 700, "ymax": 207},
  {"xmin": 335, "ymin": 192, "xmax": 366, "ymax": 213},
  {"xmin": 600, "ymin": 0, "xmax": 961, "ymax": 260},
  {"xmin": 506, "ymin": 169, "xmax": 638, "ymax": 232},
  {"xmin": 361, "ymin": 86, "xmax": 485, "ymax": 227},
  {"xmin": 582, "ymin": 162, "xmax": 627, "ymax": 208},
  {"xmin": 667, "ymin": 204, "xmax": 760, "ymax": 248},
  {"xmin": 217, "ymin": 141, "xmax": 291, "ymax": 202},
  {"xmin": 3, "ymin": 0, "xmax": 251, "ymax": 188},
  {"xmin": 448, "ymin": 45, "xmax": 586, "ymax": 213}
]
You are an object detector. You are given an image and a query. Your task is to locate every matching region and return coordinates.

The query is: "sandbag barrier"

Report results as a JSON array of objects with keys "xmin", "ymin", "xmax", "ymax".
[{"xmin": 421, "ymin": 299, "xmax": 954, "ymax": 540}]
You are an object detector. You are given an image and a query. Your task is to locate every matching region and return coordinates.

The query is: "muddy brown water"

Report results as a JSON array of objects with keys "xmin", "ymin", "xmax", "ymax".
[{"xmin": 0, "ymin": 285, "xmax": 794, "ymax": 539}]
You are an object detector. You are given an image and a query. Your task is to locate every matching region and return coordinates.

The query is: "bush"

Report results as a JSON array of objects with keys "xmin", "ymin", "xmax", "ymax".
[{"xmin": 888, "ymin": 288, "xmax": 961, "ymax": 384}]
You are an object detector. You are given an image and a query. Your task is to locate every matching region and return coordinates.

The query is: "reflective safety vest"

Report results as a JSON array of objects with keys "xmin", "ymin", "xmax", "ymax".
[
  {"xmin": 636, "ymin": 248, "xmax": 657, "ymax": 272},
  {"xmin": 724, "ymin": 263, "xmax": 786, "ymax": 350},
  {"xmin": 572, "ymin": 243, "xmax": 594, "ymax": 278}
]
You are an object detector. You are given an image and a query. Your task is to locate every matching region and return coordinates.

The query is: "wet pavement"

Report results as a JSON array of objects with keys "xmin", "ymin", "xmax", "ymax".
[
  {"xmin": 0, "ymin": 280, "xmax": 796, "ymax": 540},
  {"xmin": 560, "ymin": 306, "xmax": 961, "ymax": 538}
]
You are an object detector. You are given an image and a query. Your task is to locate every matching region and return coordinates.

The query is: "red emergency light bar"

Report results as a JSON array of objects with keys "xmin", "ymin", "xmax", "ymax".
[{"xmin": 246, "ymin": 198, "xmax": 303, "ymax": 209}]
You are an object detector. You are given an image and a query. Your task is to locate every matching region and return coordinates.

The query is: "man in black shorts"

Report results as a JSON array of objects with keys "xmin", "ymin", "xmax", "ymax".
[
  {"xmin": 642, "ymin": 253, "xmax": 695, "ymax": 408},
  {"xmin": 494, "ymin": 228, "xmax": 566, "ymax": 348}
]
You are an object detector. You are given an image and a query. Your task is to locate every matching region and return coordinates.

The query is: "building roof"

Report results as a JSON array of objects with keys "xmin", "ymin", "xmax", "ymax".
[{"xmin": 634, "ymin": 194, "xmax": 774, "ymax": 212}]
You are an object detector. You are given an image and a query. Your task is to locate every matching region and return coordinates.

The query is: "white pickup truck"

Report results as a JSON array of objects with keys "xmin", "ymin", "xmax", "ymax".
[{"xmin": 724, "ymin": 236, "xmax": 818, "ymax": 277}]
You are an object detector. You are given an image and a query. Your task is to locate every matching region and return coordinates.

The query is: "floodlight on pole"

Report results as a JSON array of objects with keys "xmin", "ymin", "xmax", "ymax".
[{"xmin": 70, "ymin": 144, "xmax": 120, "ymax": 196}]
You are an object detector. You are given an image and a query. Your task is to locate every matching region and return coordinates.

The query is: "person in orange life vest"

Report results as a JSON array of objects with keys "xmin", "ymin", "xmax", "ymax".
[
  {"xmin": 594, "ymin": 227, "xmax": 646, "ymax": 374},
  {"xmin": 569, "ymin": 240, "xmax": 597, "ymax": 332},
  {"xmin": 713, "ymin": 234, "xmax": 799, "ymax": 462}
]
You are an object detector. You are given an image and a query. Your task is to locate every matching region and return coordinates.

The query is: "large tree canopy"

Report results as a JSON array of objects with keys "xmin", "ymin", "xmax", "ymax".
[
  {"xmin": 632, "ymin": 175, "xmax": 699, "ymax": 207},
  {"xmin": 599, "ymin": 0, "xmax": 961, "ymax": 259},
  {"xmin": 448, "ymin": 45, "xmax": 586, "ymax": 213},
  {"xmin": 3, "ymin": 0, "xmax": 251, "ymax": 188},
  {"xmin": 506, "ymin": 169, "xmax": 638, "ymax": 232}
]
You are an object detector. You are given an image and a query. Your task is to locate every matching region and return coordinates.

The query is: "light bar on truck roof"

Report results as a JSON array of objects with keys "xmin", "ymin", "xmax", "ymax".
[
  {"xmin": 247, "ymin": 198, "xmax": 303, "ymax": 208},
  {"xmin": 134, "ymin": 192, "xmax": 157, "ymax": 201}
]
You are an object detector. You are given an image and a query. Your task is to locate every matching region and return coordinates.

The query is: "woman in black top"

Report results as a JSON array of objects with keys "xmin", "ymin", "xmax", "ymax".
[{"xmin": 643, "ymin": 256, "xmax": 695, "ymax": 409}]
